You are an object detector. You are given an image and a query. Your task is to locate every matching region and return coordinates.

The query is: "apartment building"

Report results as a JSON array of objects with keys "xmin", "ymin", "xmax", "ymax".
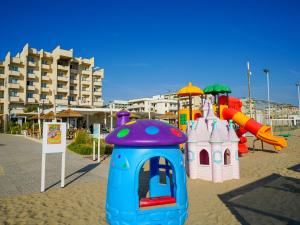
[{"xmin": 0, "ymin": 44, "xmax": 104, "ymax": 129}]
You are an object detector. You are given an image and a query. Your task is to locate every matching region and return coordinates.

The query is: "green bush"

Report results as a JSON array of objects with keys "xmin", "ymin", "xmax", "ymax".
[
  {"xmin": 22, "ymin": 122, "xmax": 31, "ymax": 130},
  {"xmin": 74, "ymin": 130, "xmax": 93, "ymax": 145},
  {"xmin": 68, "ymin": 131, "xmax": 113, "ymax": 156}
]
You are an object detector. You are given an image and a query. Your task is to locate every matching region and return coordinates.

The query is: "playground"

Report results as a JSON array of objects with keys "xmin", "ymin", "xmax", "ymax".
[{"xmin": 0, "ymin": 130, "xmax": 299, "ymax": 224}]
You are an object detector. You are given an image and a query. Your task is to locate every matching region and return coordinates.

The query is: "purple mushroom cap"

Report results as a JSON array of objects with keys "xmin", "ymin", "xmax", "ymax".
[{"xmin": 105, "ymin": 119, "xmax": 187, "ymax": 146}]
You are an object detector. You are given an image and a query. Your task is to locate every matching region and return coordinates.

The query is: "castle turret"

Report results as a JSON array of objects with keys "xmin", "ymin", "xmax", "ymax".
[
  {"xmin": 228, "ymin": 120, "xmax": 240, "ymax": 179},
  {"xmin": 210, "ymin": 120, "xmax": 223, "ymax": 183}
]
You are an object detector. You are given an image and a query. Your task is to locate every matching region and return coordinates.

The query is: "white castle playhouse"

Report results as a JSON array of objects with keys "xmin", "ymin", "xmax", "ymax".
[{"xmin": 185, "ymin": 97, "xmax": 240, "ymax": 183}]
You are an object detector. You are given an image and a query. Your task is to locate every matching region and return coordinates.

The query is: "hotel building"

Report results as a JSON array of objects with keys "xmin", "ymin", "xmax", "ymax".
[{"xmin": 0, "ymin": 44, "xmax": 104, "ymax": 129}]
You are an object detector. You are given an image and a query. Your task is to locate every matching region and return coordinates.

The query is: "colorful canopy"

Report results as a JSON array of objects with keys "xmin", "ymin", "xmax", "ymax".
[
  {"xmin": 106, "ymin": 119, "xmax": 187, "ymax": 146},
  {"xmin": 177, "ymin": 82, "xmax": 204, "ymax": 97},
  {"xmin": 203, "ymin": 84, "xmax": 231, "ymax": 95}
]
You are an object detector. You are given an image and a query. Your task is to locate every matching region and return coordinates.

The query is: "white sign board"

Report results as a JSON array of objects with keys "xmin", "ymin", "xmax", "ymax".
[
  {"xmin": 42, "ymin": 122, "xmax": 66, "ymax": 153},
  {"xmin": 93, "ymin": 123, "xmax": 100, "ymax": 139},
  {"xmin": 41, "ymin": 122, "xmax": 66, "ymax": 192}
]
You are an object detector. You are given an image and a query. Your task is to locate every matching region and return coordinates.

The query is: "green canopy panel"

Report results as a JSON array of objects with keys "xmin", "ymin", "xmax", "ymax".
[{"xmin": 203, "ymin": 84, "xmax": 232, "ymax": 95}]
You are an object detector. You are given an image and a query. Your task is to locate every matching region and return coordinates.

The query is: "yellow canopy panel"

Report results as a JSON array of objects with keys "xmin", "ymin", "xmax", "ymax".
[{"xmin": 177, "ymin": 82, "xmax": 204, "ymax": 96}]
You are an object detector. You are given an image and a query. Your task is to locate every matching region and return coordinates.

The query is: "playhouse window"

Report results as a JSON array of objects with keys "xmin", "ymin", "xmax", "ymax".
[
  {"xmin": 224, "ymin": 149, "xmax": 231, "ymax": 165},
  {"xmin": 138, "ymin": 156, "xmax": 176, "ymax": 209},
  {"xmin": 199, "ymin": 149, "xmax": 209, "ymax": 165}
]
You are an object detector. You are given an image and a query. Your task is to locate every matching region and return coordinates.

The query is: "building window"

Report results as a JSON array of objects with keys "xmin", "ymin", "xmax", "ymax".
[
  {"xmin": 0, "ymin": 68, "xmax": 4, "ymax": 74},
  {"xmin": 224, "ymin": 149, "xmax": 231, "ymax": 165},
  {"xmin": 28, "ymin": 68, "xmax": 34, "ymax": 74},
  {"xmin": 41, "ymin": 83, "xmax": 47, "ymax": 88},
  {"xmin": 42, "ymin": 59, "xmax": 48, "ymax": 65},
  {"xmin": 55, "ymin": 95, "xmax": 63, "ymax": 99},
  {"xmin": 58, "ymin": 71, "xmax": 64, "ymax": 77},
  {"xmin": 42, "ymin": 72, "xmax": 47, "ymax": 76},
  {"xmin": 40, "ymin": 94, "xmax": 47, "ymax": 100},
  {"xmin": 70, "ymin": 64, "xmax": 78, "ymax": 70},
  {"xmin": 70, "ymin": 75, "xmax": 76, "ymax": 80},
  {"xmin": 9, "ymin": 91, "xmax": 18, "ymax": 97},
  {"xmin": 10, "ymin": 66, "xmax": 19, "ymax": 71},
  {"xmin": 28, "ymin": 56, "xmax": 35, "ymax": 62},
  {"xmin": 199, "ymin": 149, "xmax": 209, "ymax": 165},
  {"xmin": 69, "ymin": 96, "xmax": 75, "ymax": 101},
  {"xmin": 27, "ymin": 81, "xmax": 34, "ymax": 86},
  {"xmin": 27, "ymin": 93, "xmax": 33, "ymax": 98},
  {"xmin": 70, "ymin": 86, "xmax": 75, "ymax": 90},
  {"xmin": 9, "ymin": 78, "xmax": 18, "ymax": 84},
  {"xmin": 57, "ymin": 83, "xmax": 64, "ymax": 88}
]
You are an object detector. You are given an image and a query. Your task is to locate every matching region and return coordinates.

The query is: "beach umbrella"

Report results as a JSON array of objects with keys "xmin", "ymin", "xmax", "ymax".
[
  {"xmin": 203, "ymin": 84, "xmax": 231, "ymax": 95},
  {"xmin": 56, "ymin": 109, "xmax": 83, "ymax": 118},
  {"xmin": 177, "ymin": 82, "xmax": 204, "ymax": 122},
  {"xmin": 56, "ymin": 109, "xmax": 83, "ymax": 128},
  {"xmin": 40, "ymin": 111, "xmax": 55, "ymax": 120}
]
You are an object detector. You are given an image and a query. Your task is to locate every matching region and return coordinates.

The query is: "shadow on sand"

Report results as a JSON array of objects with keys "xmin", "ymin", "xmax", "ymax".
[
  {"xmin": 45, "ymin": 163, "xmax": 100, "ymax": 191},
  {"xmin": 219, "ymin": 170, "xmax": 300, "ymax": 225}
]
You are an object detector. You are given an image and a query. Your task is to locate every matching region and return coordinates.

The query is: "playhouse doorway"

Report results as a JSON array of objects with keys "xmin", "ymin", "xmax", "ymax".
[
  {"xmin": 138, "ymin": 156, "xmax": 176, "ymax": 209},
  {"xmin": 224, "ymin": 149, "xmax": 231, "ymax": 165}
]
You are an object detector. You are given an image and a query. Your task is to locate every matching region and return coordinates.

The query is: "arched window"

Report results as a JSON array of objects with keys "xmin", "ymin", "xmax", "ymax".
[
  {"xmin": 199, "ymin": 149, "xmax": 209, "ymax": 165},
  {"xmin": 224, "ymin": 149, "xmax": 231, "ymax": 165}
]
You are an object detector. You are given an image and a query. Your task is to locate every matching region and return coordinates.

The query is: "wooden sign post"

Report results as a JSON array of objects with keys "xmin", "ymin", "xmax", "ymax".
[{"xmin": 41, "ymin": 122, "xmax": 66, "ymax": 192}]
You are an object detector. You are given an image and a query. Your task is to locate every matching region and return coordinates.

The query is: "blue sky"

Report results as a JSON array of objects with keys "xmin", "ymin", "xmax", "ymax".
[{"xmin": 0, "ymin": 0, "xmax": 300, "ymax": 105}]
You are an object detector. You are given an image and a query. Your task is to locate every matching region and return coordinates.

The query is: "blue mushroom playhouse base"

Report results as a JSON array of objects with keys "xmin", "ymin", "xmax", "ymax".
[{"xmin": 105, "ymin": 120, "xmax": 188, "ymax": 225}]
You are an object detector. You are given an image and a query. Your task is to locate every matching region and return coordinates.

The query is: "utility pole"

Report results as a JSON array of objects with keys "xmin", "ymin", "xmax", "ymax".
[
  {"xmin": 296, "ymin": 83, "xmax": 300, "ymax": 116},
  {"xmin": 247, "ymin": 62, "xmax": 253, "ymax": 118},
  {"xmin": 263, "ymin": 69, "xmax": 271, "ymax": 125}
]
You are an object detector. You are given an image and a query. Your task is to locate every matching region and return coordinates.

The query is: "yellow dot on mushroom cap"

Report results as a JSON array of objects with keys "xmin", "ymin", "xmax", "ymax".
[{"xmin": 125, "ymin": 120, "xmax": 136, "ymax": 125}]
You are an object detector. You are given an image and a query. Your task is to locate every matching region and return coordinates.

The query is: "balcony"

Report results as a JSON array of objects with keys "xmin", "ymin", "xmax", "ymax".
[
  {"xmin": 10, "ymin": 96, "xmax": 20, "ymax": 102},
  {"xmin": 42, "ymin": 76, "xmax": 50, "ymax": 81},
  {"xmin": 8, "ymin": 83, "xmax": 20, "ymax": 89},
  {"xmin": 79, "ymin": 100, "xmax": 91, "ymax": 106},
  {"xmin": 93, "ymin": 91, "xmax": 101, "ymax": 96},
  {"xmin": 57, "ymin": 87, "xmax": 68, "ymax": 93},
  {"xmin": 27, "ymin": 73, "xmax": 36, "ymax": 79},
  {"xmin": 93, "ymin": 80, "xmax": 102, "ymax": 86},
  {"xmin": 57, "ymin": 76, "xmax": 69, "ymax": 82},
  {"xmin": 27, "ymin": 98, "xmax": 36, "ymax": 103},
  {"xmin": 93, "ymin": 101, "xmax": 103, "ymax": 107},
  {"xmin": 0, "ymin": 86, "xmax": 4, "ymax": 91},
  {"xmin": 27, "ymin": 86, "xmax": 35, "ymax": 91},
  {"xmin": 81, "ymin": 90, "xmax": 90, "ymax": 95},
  {"xmin": 55, "ymin": 99, "xmax": 68, "ymax": 105},
  {"xmin": 81, "ymin": 79, "xmax": 90, "ymax": 85},
  {"xmin": 58, "ymin": 49, "xmax": 73, "ymax": 58},
  {"xmin": 11, "ymin": 58, "xmax": 22, "ymax": 64},
  {"xmin": 70, "ymin": 79, "xmax": 78, "ymax": 84},
  {"xmin": 70, "ymin": 69, "xmax": 78, "ymax": 74},
  {"xmin": 41, "ymin": 99, "xmax": 50, "ymax": 104},
  {"xmin": 41, "ymin": 87, "xmax": 49, "ymax": 92},
  {"xmin": 58, "ymin": 65, "xmax": 69, "ymax": 71},
  {"xmin": 0, "ymin": 74, "xmax": 5, "ymax": 79},
  {"xmin": 93, "ymin": 69, "xmax": 104, "ymax": 77},
  {"xmin": 82, "ymin": 69, "xmax": 91, "ymax": 75},
  {"xmin": 42, "ymin": 64, "xmax": 51, "ymax": 70},
  {"xmin": 28, "ymin": 61, "xmax": 36, "ymax": 67},
  {"xmin": 0, "ymin": 98, "xmax": 4, "ymax": 103},
  {"xmin": 9, "ymin": 70, "xmax": 20, "ymax": 76},
  {"xmin": 70, "ymin": 100, "xmax": 78, "ymax": 106},
  {"xmin": 70, "ymin": 89, "xmax": 78, "ymax": 94}
]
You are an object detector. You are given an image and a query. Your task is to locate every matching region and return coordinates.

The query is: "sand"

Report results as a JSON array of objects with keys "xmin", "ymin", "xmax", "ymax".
[{"xmin": 1, "ymin": 130, "xmax": 300, "ymax": 225}]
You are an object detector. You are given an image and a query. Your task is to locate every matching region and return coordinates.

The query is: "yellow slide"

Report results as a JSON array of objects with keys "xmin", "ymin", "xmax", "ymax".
[
  {"xmin": 256, "ymin": 126, "xmax": 288, "ymax": 150},
  {"xmin": 222, "ymin": 108, "xmax": 288, "ymax": 151}
]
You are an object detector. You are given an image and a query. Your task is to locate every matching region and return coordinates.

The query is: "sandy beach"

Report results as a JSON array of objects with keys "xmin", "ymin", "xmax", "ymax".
[{"xmin": 0, "ymin": 130, "xmax": 300, "ymax": 225}]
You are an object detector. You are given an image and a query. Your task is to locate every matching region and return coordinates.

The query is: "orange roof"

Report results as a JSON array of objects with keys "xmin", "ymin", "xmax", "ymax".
[{"xmin": 177, "ymin": 82, "xmax": 204, "ymax": 96}]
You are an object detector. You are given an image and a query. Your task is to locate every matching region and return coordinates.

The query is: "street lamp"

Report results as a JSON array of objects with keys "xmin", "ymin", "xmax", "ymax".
[
  {"xmin": 263, "ymin": 69, "xmax": 271, "ymax": 125},
  {"xmin": 247, "ymin": 62, "xmax": 253, "ymax": 118},
  {"xmin": 296, "ymin": 83, "xmax": 300, "ymax": 116}
]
